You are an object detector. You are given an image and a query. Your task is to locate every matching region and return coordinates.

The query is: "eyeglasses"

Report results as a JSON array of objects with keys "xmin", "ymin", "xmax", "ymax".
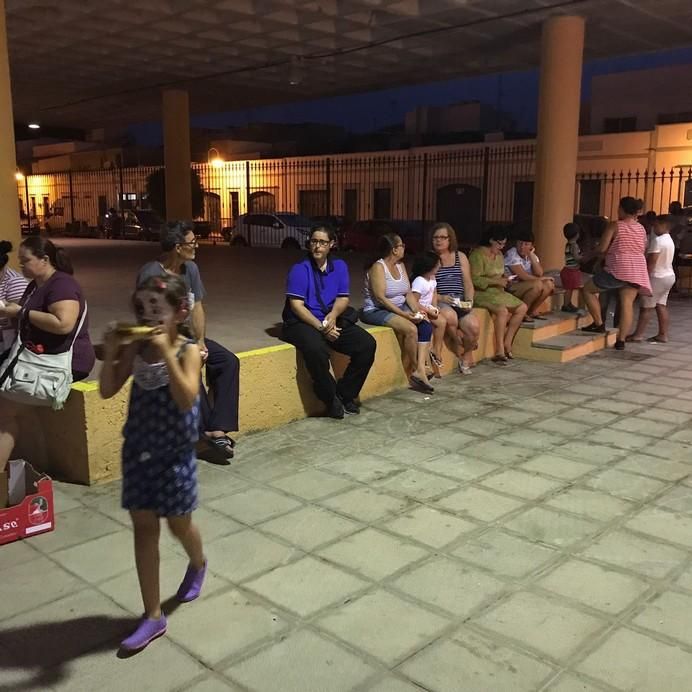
[
  {"xmin": 179, "ymin": 238, "xmax": 199, "ymax": 248},
  {"xmin": 309, "ymin": 239, "xmax": 331, "ymax": 247},
  {"xmin": 432, "ymin": 235, "xmax": 449, "ymax": 241},
  {"xmin": 492, "ymin": 239, "xmax": 507, "ymax": 246},
  {"xmin": 394, "ymin": 242, "xmax": 405, "ymax": 249}
]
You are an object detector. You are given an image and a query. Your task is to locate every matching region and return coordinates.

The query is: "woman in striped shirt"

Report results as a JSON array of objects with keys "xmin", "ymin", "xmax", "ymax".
[
  {"xmin": 0, "ymin": 241, "xmax": 29, "ymax": 353},
  {"xmin": 581, "ymin": 196, "xmax": 652, "ymax": 350},
  {"xmin": 430, "ymin": 223, "xmax": 480, "ymax": 375}
]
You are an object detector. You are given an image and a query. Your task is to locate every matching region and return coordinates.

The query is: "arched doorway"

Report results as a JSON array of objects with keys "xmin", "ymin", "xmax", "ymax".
[
  {"xmin": 248, "ymin": 191, "xmax": 276, "ymax": 213},
  {"xmin": 436, "ymin": 184, "xmax": 482, "ymax": 245}
]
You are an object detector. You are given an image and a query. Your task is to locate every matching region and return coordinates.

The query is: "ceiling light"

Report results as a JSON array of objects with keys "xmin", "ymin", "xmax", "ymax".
[{"xmin": 28, "ymin": 122, "xmax": 40, "ymax": 130}]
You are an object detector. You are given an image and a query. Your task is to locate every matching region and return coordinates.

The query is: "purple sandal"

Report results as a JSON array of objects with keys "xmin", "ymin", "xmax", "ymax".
[
  {"xmin": 177, "ymin": 560, "xmax": 207, "ymax": 602},
  {"xmin": 120, "ymin": 615, "xmax": 167, "ymax": 652}
]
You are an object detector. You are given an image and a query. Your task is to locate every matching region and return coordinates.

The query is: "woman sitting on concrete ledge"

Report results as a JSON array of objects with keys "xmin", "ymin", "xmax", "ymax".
[
  {"xmin": 0, "ymin": 237, "xmax": 94, "ymax": 474},
  {"xmin": 281, "ymin": 225, "xmax": 376, "ymax": 419},
  {"xmin": 360, "ymin": 233, "xmax": 434, "ymax": 393},
  {"xmin": 469, "ymin": 226, "xmax": 527, "ymax": 364}
]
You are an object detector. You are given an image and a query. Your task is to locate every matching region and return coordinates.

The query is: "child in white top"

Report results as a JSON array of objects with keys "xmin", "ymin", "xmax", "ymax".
[
  {"xmin": 409, "ymin": 252, "xmax": 446, "ymax": 380},
  {"xmin": 628, "ymin": 214, "xmax": 677, "ymax": 343}
]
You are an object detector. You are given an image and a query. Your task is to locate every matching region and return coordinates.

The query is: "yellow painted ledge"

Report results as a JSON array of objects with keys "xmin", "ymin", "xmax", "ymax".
[{"xmin": 14, "ymin": 313, "xmax": 498, "ymax": 485}]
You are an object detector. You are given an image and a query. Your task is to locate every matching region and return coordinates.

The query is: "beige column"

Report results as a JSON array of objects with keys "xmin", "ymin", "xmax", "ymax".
[
  {"xmin": 532, "ymin": 15, "xmax": 585, "ymax": 270},
  {"xmin": 162, "ymin": 89, "xmax": 192, "ymax": 220},
  {"xmin": 0, "ymin": 0, "xmax": 21, "ymax": 261}
]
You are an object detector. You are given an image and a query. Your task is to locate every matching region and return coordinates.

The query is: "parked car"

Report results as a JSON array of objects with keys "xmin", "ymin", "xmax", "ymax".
[
  {"xmin": 228, "ymin": 212, "xmax": 315, "ymax": 249},
  {"xmin": 340, "ymin": 219, "xmax": 428, "ymax": 254},
  {"xmin": 193, "ymin": 220, "xmax": 212, "ymax": 239},
  {"xmin": 106, "ymin": 209, "xmax": 164, "ymax": 241}
]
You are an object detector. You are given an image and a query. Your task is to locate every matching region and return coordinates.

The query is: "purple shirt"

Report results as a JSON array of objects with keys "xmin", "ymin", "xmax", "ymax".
[{"xmin": 20, "ymin": 272, "xmax": 95, "ymax": 375}]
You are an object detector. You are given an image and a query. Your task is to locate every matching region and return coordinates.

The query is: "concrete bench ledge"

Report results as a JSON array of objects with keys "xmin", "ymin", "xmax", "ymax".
[{"xmin": 15, "ymin": 310, "xmax": 503, "ymax": 485}]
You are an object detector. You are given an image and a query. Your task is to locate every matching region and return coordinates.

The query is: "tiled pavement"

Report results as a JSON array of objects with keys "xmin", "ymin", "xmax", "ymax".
[{"xmin": 4, "ymin": 305, "xmax": 692, "ymax": 691}]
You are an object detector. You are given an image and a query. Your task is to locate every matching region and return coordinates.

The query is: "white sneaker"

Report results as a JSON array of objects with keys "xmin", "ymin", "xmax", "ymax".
[{"xmin": 458, "ymin": 362, "xmax": 472, "ymax": 376}]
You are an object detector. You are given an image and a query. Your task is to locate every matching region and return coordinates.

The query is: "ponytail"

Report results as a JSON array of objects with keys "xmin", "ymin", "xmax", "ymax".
[{"xmin": 20, "ymin": 236, "xmax": 74, "ymax": 275}]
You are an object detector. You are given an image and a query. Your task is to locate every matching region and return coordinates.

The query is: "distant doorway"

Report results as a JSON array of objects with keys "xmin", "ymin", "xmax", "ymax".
[
  {"xmin": 248, "ymin": 191, "xmax": 276, "ymax": 213},
  {"xmin": 436, "ymin": 184, "xmax": 482, "ymax": 244}
]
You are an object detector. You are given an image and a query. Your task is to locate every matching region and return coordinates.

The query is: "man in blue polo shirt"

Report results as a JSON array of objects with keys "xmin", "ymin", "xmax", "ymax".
[{"xmin": 282, "ymin": 226, "xmax": 376, "ymax": 419}]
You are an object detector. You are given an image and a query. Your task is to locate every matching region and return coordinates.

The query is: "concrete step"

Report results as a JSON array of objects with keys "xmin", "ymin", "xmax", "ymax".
[
  {"xmin": 518, "ymin": 328, "xmax": 617, "ymax": 363},
  {"xmin": 519, "ymin": 311, "xmax": 591, "ymax": 339}
]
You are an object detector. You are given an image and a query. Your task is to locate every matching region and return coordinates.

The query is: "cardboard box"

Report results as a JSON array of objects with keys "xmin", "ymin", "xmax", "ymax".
[{"xmin": 0, "ymin": 460, "xmax": 54, "ymax": 546}]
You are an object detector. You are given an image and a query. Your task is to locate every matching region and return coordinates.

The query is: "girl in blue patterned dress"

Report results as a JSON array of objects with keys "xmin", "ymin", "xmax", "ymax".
[{"xmin": 99, "ymin": 275, "xmax": 206, "ymax": 652}]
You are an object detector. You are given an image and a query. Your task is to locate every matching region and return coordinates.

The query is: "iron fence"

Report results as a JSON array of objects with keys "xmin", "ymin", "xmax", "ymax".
[
  {"xmin": 17, "ymin": 146, "xmax": 692, "ymax": 245},
  {"xmin": 576, "ymin": 168, "xmax": 692, "ymax": 219},
  {"xmin": 19, "ymin": 145, "xmax": 538, "ymax": 244}
]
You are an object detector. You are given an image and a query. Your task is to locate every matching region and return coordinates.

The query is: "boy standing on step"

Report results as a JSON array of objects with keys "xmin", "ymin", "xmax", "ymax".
[{"xmin": 560, "ymin": 223, "xmax": 583, "ymax": 313}]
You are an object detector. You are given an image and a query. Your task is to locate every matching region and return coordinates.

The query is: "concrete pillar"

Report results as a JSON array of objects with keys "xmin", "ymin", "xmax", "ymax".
[
  {"xmin": 0, "ymin": 0, "xmax": 21, "ymax": 260},
  {"xmin": 162, "ymin": 89, "xmax": 192, "ymax": 220},
  {"xmin": 532, "ymin": 15, "xmax": 585, "ymax": 270}
]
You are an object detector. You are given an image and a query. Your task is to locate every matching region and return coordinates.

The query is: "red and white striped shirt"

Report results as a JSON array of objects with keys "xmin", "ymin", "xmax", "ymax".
[
  {"xmin": 0, "ymin": 266, "xmax": 29, "ymax": 350},
  {"xmin": 605, "ymin": 220, "xmax": 652, "ymax": 296}
]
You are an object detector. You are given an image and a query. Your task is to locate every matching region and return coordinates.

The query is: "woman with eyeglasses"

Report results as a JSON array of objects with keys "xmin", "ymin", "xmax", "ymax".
[
  {"xmin": 360, "ymin": 233, "xmax": 434, "ymax": 393},
  {"xmin": 469, "ymin": 226, "xmax": 528, "ymax": 363},
  {"xmin": 138, "ymin": 222, "xmax": 240, "ymax": 463},
  {"xmin": 282, "ymin": 226, "xmax": 376, "ymax": 418},
  {"xmin": 429, "ymin": 222, "xmax": 480, "ymax": 376}
]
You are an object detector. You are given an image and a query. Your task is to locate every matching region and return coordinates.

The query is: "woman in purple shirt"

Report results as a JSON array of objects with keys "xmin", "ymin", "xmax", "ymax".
[{"xmin": 0, "ymin": 237, "xmax": 94, "ymax": 472}]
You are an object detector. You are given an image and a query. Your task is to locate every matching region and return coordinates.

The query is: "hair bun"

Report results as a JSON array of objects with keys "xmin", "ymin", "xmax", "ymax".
[{"xmin": 0, "ymin": 240, "xmax": 12, "ymax": 255}]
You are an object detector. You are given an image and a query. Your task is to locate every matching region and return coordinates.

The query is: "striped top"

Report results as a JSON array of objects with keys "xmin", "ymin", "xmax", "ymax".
[
  {"xmin": 362, "ymin": 259, "xmax": 409, "ymax": 311},
  {"xmin": 0, "ymin": 266, "xmax": 29, "ymax": 351},
  {"xmin": 435, "ymin": 252, "xmax": 465, "ymax": 298},
  {"xmin": 605, "ymin": 220, "xmax": 652, "ymax": 295},
  {"xmin": 564, "ymin": 240, "xmax": 580, "ymax": 268}
]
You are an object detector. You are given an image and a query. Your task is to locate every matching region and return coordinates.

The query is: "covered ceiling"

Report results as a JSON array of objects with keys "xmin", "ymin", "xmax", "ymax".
[{"xmin": 6, "ymin": 0, "xmax": 692, "ymax": 130}]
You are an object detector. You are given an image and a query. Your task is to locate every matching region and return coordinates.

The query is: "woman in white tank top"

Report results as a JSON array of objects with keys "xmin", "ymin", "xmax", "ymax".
[{"xmin": 361, "ymin": 233, "xmax": 434, "ymax": 392}]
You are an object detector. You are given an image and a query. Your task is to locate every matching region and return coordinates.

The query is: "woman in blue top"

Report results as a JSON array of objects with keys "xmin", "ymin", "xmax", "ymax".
[{"xmin": 282, "ymin": 226, "xmax": 376, "ymax": 419}]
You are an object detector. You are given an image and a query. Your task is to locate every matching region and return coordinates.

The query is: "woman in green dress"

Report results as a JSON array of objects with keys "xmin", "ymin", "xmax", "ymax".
[{"xmin": 470, "ymin": 226, "xmax": 527, "ymax": 363}]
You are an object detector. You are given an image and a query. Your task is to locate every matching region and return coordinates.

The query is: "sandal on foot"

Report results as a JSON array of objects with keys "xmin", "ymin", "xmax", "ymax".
[
  {"xmin": 410, "ymin": 375, "xmax": 434, "ymax": 393},
  {"xmin": 197, "ymin": 436, "xmax": 233, "ymax": 465},
  {"xmin": 121, "ymin": 616, "xmax": 167, "ymax": 652},
  {"xmin": 430, "ymin": 352, "xmax": 443, "ymax": 368},
  {"xmin": 531, "ymin": 314, "xmax": 548, "ymax": 320},
  {"xmin": 647, "ymin": 335, "xmax": 667, "ymax": 343},
  {"xmin": 625, "ymin": 335, "xmax": 643, "ymax": 342},
  {"xmin": 458, "ymin": 362, "xmax": 472, "ymax": 376},
  {"xmin": 522, "ymin": 316, "xmax": 535, "ymax": 323},
  {"xmin": 491, "ymin": 355, "xmax": 508, "ymax": 365},
  {"xmin": 505, "ymin": 351, "xmax": 514, "ymax": 360},
  {"xmin": 177, "ymin": 560, "xmax": 207, "ymax": 602}
]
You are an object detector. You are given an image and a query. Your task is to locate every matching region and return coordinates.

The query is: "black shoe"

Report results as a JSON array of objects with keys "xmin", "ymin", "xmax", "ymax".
[
  {"xmin": 582, "ymin": 323, "xmax": 606, "ymax": 333},
  {"xmin": 327, "ymin": 397, "xmax": 345, "ymax": 419},
  {"xmin": 561, "ymin": 304, "xmax": 578, "ymax": 313},
  {"xmin": 196, "ymin": 437, "xmax": 233, "ymax": 465},
  {"xmin": 614, "ymin": 339, "xmax": 625, "ymax": 351},
  {"xmin": 340, "ymin": 399, "xmax": 360, "ymax": 415}
]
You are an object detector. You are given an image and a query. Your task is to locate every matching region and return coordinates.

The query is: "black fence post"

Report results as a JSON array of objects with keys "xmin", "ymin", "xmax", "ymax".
[
  {"xmin": 245, "ymin": 160, "xmax": 251, "ymax": 214},
  {"xmin": 325, "ymin": 157, "xmax": 331, "ymax": 215},
  {"xmin": 421, "ymin": 152, "xmax": 428, "ymax": 222},
  {"xmin": 481, "ymin": 146, "xmax": 490, "ymax": 226},
  {"xmin": 68, "ymin": 169, "xmax": 75, "ymax": 224}
]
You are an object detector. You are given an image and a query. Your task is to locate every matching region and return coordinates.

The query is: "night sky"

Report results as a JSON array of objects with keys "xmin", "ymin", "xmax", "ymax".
[{"xmin": 130, "ymin": 46, "xmax": 692, "ymax": 145}]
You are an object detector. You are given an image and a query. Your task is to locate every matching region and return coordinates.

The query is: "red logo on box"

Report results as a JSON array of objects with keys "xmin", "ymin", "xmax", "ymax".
[{"xmin": 28, "ymin": 496, "xmax": 49, "ymax": 525}]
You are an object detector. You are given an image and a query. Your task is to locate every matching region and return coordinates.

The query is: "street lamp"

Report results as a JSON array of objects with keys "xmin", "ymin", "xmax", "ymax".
[{"xmin": 208, "ymin": 147, "xmax": 224, "ymax": 168}]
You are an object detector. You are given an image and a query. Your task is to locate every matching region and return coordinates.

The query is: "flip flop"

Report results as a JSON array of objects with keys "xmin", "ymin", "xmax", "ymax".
[
  {"xmin": 410, "ymin": 375, "xmax": 434, "ymax": 393},
  {"xmin": 625, "ymin": 335, "xmax": 643, "ymax": 342},
  {"xmin": 491, "ymin": 355, "xmax": 508, "ymax": 365},
  {"xmin": 531, "ymin": 314, "xmax": 548, "ymax": 320},
  {"xmin": 647, "ymin": 336, "xmax": 667, "ymax": 343},
  {"xmin": 522, "ymin": 316, "xmax": 535, "ymax": 323}
]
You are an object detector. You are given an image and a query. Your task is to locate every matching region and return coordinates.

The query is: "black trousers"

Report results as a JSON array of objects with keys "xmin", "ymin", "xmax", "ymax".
[
  {"xmin": 282, "ymin": 321, "xmax": 376, "ymax": 405},
  {"xmin": 199, "ymin": 338, "xmax": 240, "ymax": 433}
]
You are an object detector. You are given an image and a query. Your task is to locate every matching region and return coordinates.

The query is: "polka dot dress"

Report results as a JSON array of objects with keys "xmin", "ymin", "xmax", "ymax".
[{"xmin": 121, "ymin": 342, "xmax": 200, "ymax": 517}]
